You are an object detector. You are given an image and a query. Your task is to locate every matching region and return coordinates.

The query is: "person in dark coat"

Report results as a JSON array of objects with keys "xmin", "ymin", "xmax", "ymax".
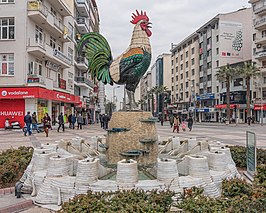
[
  {"xmin": 100, "ymin": 114, "xmax": 104, "ymax": 128},
  {"xmin": 187, "ymin": 116, "xmax": 193, "ymax": 131},
  {"xmin": 68, "ymin": 114, "xmax": 72, "ymax": 129},
  {"xmin": 24, "ymin": 111, "xmax": 32, "ymax": 136},
  {"xmin": 71, "ymin": 114, "xmax": 76, "ymax": 129},
  {"xmin": 43, "ymin": 113, "xmax": 51, "ymax": 137},
  {"xmin": 103, "ymin": 114, "xmax": 110, "ymax": 130},
  {"xmin": 57, "ymin": 112, "xmax": 65, "ymax": 132}
]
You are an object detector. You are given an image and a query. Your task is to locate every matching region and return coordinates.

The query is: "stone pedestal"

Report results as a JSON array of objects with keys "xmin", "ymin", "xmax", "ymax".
[{"xmin": 106, "ymin": 111, "xmax": 158, "ymax": 166}]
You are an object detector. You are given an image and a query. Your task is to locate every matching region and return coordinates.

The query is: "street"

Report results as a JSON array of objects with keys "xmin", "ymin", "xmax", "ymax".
[{"xmin": 0, "ymin": 122, "xmax": 265, "ymax": 152}]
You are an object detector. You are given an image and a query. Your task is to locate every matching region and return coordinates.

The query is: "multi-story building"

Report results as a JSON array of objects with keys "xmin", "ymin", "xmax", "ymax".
[
  {"xmin": 170, "ymin": 33, "xmax": 199, "ymax": 120},
  {"xmin": 139, "ymin": 71, "xmax": 152, "ymax": 111},
  {"xmin": 249, "ymin": 0, "xmax": 266, "ymax": 123},
  {"xmin": 0, "ymin": 0, "xmax": 100, "ymax": 127},
  {"xmin": 196, "ymin": 8, "xmax": 252, "ymax": 122},
  {"xmin": 155, "ymin": 53, "xmax": 171, "ymax": 116}
]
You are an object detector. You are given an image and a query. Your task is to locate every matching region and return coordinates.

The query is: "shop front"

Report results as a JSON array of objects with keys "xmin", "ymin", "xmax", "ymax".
[
  {"xmin": 0, "ymin": 87, "xmax": 80, "ymax": 128},
  {"xmin": 254, "ymin": 104, "xmax": 266, "ymax": 123}
]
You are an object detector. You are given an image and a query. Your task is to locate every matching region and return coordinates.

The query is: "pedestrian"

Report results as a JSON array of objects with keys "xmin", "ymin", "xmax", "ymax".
[
  {"xmin": 173, "ymin": 115, "xmax": 180, "ymax": 133},
  {"xmin": 43, "ymin": 113, "xmax": 51, "ymax": 137},
  {"xmin": 72, "ymin": 114, "xmax": 76, "ymax": 129},
  {"xmin": 188, "ymin": 116, "xmax": 193, "ymax": 131},
  {"xmin": 169, "ymin": 114, "xmax": 174, "ymax": 128},
  {"xmin": 24, "ymin": 111, "xmax": 32, "ymax": 136},
  {"xmin": 100, "ymin": 114, "xmax": 104, "ymax": 128},
  {"xmin": 103, "ymin": 114, "xmax": 110, "ymax": 130},
  {"xmin": 247, "ymin": 116, "xmax": 251, "ymax": 126},
  {"xmin": 77, "ymin": 113, "xmax": 83, "ymax": 130},
  {"xmin": 57, "ymin": 112, "xmax": 65, "ymax": 132},
  {"xmin": 32, "ymin": 112, "xmax": 40, "ymax": 133},
  {"xmin": 182, "ymin": 120, "xmax": 186, "ymax": 132},
  {"xmin": 68, "ymin": 114, "xmax": 72, "ymax": 129},
  {"xmin": 158, "ymin": 114, "xmax": 164, "ymax": 126}
]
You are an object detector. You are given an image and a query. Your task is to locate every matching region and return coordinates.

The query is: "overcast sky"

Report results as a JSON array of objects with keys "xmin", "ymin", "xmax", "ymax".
[{"xmin": 96, "ymin": 0, "xmax": 250, "ymax": 108}]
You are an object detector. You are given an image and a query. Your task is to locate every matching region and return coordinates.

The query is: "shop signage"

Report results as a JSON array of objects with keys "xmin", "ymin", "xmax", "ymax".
[
  {"xmin": 196, "ymin": 108, "xmax": 210, "ymax": 112},
  {"xmin": 45, "ymin": 61, "xmax": 60, "ymax": 72},
  {"xmin": 27, "ymin": 77, "xmax": 40, "ymax": 83},
  {"xmin": 196, "ymin": 93, "xmax": 215, "ymax": 100},
  {"xmin": 246, "ymin": 131, "xmax": 257, "ymax": 177},
  {"xmin": 0, "ymin": 99, "xmax": 25, "ymax": 128},
  {"xmin": 53, "ymin": 49, "xmax": 72, "ymax": 65},
  {"xmin": 215, "ymin": 104, "xmax": 236, "ymax": 109},
  {"xmin": 254, "ymin": 104, "xmax": 266, "ymax": 110},
  {"xmin": 0, "ymin": 87, "xmax": 80, "ymax": 104}
]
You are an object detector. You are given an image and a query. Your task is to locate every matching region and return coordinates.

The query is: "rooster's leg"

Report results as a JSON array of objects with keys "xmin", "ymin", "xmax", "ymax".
[{"xmin": 126, "ymin": 89, "xmax": 132, "ymax": 110}]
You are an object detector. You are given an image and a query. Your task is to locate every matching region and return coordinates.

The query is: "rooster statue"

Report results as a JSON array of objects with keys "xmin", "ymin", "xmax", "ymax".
[{"xmin": 77, "ymin": 10, "xmax": 152, "ymax": 110}]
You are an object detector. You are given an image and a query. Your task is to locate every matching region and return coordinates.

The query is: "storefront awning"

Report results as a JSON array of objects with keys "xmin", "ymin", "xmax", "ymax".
[{"xmin": 0, "ymin": 87, "xmax": 80, "ymax": 104}]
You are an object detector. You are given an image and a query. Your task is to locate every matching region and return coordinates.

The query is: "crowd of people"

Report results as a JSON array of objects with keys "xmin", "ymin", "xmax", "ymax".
[{"xmin": 23, "ymin": 111, "xmax": 100, "ymax": 137}]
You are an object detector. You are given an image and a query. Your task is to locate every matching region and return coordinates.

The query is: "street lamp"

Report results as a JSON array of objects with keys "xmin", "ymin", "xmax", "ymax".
[{"xmin": 113, "ymin": 86, "xmax": 120, "ymax": 112}]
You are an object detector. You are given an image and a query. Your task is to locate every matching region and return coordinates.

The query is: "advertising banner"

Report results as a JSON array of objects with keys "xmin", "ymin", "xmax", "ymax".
[
  {"xmin": 219, "ymin": 21, "xmax": 243, "ymax": 59},
  {"xmin": 246, "ymin": 131, "xmax": 257, "ymax": 177}
]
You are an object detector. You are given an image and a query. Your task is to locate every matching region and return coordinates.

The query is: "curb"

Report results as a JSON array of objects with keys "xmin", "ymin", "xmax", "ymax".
[
  {"xmin": 0, "ymin": 200, "xmax": 33, "ymax": 213},
  {"xmin": 0, "ymin": 187, "xmax": 15, "ymax": 196},
  {"xmin": 0, "ymin": 187, "xmax": 34, "ymax": 213}
]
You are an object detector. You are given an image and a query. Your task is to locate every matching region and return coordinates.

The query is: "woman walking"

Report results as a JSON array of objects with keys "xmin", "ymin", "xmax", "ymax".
[
  {"xmin": 173, "ymin": 115, "xmax": 180, "ymax": 133},
  {"xmin": 43, "ymin": 113, "xmax": 51, "ymax": 137}
]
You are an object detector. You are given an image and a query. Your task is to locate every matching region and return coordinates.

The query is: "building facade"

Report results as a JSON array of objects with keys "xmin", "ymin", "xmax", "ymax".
[
  {"xmin": 170, "ymin": 33, "xmax": 200, "ymax": 121},
  {"xmin": 249, "ymin": 0, "xmax": 266, "ymax": 123},
  {"xmin": 0, "ymin": 0, "xmax": 100, "ymax": 127}
]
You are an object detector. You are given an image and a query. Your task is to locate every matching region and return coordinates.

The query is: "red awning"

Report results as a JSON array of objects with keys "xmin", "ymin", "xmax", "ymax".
[
  {"xmin": 215, "ymin": 104, "xmax": 237, "ymax": 109},
  {"xmin": 0, "ymin": 87, "xmax": 80, "ymax": 104},
  {"xmin": 254, "ymin": 104, "xmax": 266, "ymax": 110}
]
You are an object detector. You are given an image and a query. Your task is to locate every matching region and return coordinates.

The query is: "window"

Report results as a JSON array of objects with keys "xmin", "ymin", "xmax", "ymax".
[
  {"xmin": 35, "ymin": 25, "xmax": 43, "ymax": 44},
  {"xmin": 35, "ymin": 59, "xmax": 43, "ymax": 76},
  {"xmin": 200, "ymin": 66, "xmax": 203, "ymax": 72},
  {"xmin": 50, "ymin": 36, "xmax": 56, "ymax": 49},
  {"xmin": 207, "ymin": 38, "xmax": 211, "ymax": 45},
  {"xmin": 192, "ymin": 47, "xmax": 195, "ymax": 55},
  {"xmin": 0, "ymin": 53, "xmax": 14, "ymax": 75},
  {"xmin": 199, "ymin": 54, "xmax": 203, "ymax": 60},
  {"xmin": 171, "ymin": 60, "xmax": 174, "ymax": 66},
  {"xmin": 180, "ymin": 54, "xmax": 183, "ymax": 60},
  {"xmin": 171, "ymin": 77, "xmax": 174, "ymax": 83},
  {"xmin": 207, "ymin": 62, "xmax": 212, "ymax": 69},
  {"xmin": 176, "ymin": 57, "xmax": 178, "ymax": 63},
  {"xmin": 263, "ymin": 91, "xmax": 266, "ymax": 98},
  {"xmin": 192, "ymin": 69, "xmax": 195, "ymax": 76},
  {"xmin": 216, "ymin": 60, "xmax": 219, "ymax": 67},
  {"xmin": 264, "ymin": 77, "xmax": 266, "ymax": 84},
  {"xmin": 0, "ymin": 0, "xmax": 14, "ymax": 3},
  {"xmin": 181, "ymin": 74, "xmax": 183, "ymax": 79},
  {"xmin": 217, "ymin": 86, "xmax": 219, "ymax": 93},
  {"xmin": 180, "ymin": 64, "xmax": 183, "ymax": 70},
  {"xmin": 207, "ymin": 50, "xmax": 211, "ymax": 57},
  {"xmin": 176, "ymin": 76, "xmax": 178, "ymax": 81},
  {"xmin": 216, "ymin": 48, "xmax": 219, "ymax": 55},
  {"xmin": 176, "ymin": 67, "xmax": 178, "ymax": 73},
  {"xmin": 253, "ymin": 33, "xmax": 256, "ymax": 41},
  {"xmin": 207, "ymin": 87, "xmax": 212, "ymax": 93},
  {"xmin": 186, "ymin": 61, "xmax": 188, "ymax": 68},
  {"xmin": 51, "ymin": 7, "xmax": 57, "ymax": 17},
  {"xmin": 186, "ymin": 92, "xmax": 189, "ymax": 98},
  {"xmin": 262, "ymin": 31, "xmax": 266, "ymax": 38},
  {"xmin": 68, "ymin": 23, "xmax": 74, "ymax": 40},
  {"xmin": 191, "ymin": 58, "xmax": 194, "ymax": 65},
  {"xmin": 253, "ymin": 48, "xmax": 256, "ymax": 56},
  {"xmin": 186, "ymin": 82, "xmax": 188, "ymax": 88},
  {"xmin": 0, "ymin": 17, "xmax": 15, "ymax": 40},
  {"xmin": 185, "ymin": 71, "xmax": 188, "ymax": 78},
  {"xmin": 207, "ymin": 75, "xmax": 212, "ymax": 81},
  {"xmin": 186, "ymin": 51, "xmax": 188, "ymax": 58},
  {"xmin": 171, "ymin": 69, "xmax": 174, "ymax": 75},
  {"xmin": 216, "ymin": 35, "xmax": 219, "ymax": 42},
  {"xmin": 171, "ymin": 86, "xmax": 174, "ymax": 91}
]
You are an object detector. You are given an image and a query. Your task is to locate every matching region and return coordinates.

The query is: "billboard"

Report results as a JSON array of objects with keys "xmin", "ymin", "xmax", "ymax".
[{"xmin": 219, "ymin": 21, "xmax": 243, "ymax": 59}]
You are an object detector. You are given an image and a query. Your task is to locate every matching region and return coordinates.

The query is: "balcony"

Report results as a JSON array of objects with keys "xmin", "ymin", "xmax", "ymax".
[
  {"xmin": 76, "ymin": 17, "xmax": 89, "ymax": 34},
  {"xmin": 255, "ymin": 5, "xmax": 266, "ymax": 16},
  {"xmin": 75, "ymin": 56, "xmax": 88, "ymax": 70},
  {"xmin": 255, "ymin": 35, "xmax": 266, "ymax": 45},
  {"xmin": 75, "ymin": 76, "xmax": 94, "ymax": 88},
  {"xmin": 45, "ymin": 0, "xmax": 72, "ymax": 17},
  {"xmin": 254, "ymin": 17, "xmax": 266, "ymax": 30},
  {"xmin": 75, "ymin": 0, "xmax": 90, "ymax": 17},
  {"xmin": 27, "ymin": 1, "xmax": 70, "ymax": 43},
  {"xmin": 27, "ymin": 38, "xmax": 71, "ymax": 68},
  {"xmin": 255, "ymin": 50, "xmax": 266, "ymax": 60}
]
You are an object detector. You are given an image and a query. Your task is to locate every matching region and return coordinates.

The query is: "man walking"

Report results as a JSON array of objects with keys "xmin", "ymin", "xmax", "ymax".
[
  {"xmin": 77, "ymin": 113, "xmax": 83, "ymax": 130},
  {"xmin": 103, "ymin": 114, "xmax": 110, "ymax": 130},
  {"xmin": 32, "ymin": 112, "xmax": 40, "ymax": 133},
  {"xmin": 188, "ymin": 116, "xmax": 193, "ymax": 131},
  {"xmin": 68, "ymin": 114, "xmax": 72, "ymax": 129},
  {"xmin": 24, "ymin": 111, "xmax": 32, "ymax": 136},
  {"xmin": 57, "ymin": 112, "xmax": 65, "ymax": 132}
]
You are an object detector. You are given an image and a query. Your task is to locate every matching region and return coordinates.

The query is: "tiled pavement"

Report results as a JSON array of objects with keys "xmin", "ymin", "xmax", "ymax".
[{"xmin": 0, "ymin": 121, "xmax": 265, "ymax": 212}]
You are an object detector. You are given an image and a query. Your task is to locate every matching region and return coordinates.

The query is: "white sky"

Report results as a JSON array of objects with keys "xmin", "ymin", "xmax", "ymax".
[{"xmin": 96, "ymin": 0, "xmax": 250, "ymax": 107}]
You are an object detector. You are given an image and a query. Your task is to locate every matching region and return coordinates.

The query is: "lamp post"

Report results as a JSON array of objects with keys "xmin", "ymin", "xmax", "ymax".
[{"xmin": 113, "ymin": 86, "xmax": 120, "ymax": 112}]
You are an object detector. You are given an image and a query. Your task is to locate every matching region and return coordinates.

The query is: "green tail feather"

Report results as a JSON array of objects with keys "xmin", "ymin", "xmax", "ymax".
[{"xmin": 77, "ymin": 32, "xmax": 113, "ymax": 84}]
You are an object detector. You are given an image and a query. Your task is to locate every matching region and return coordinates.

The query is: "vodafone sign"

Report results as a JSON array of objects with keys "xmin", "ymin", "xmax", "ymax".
[{"xmin": 0, "ymin": 87, "xmax": 80, "ymax": 104}]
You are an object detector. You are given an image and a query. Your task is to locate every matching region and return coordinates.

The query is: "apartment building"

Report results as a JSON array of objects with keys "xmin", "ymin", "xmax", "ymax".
[
  {"xmin": 170, "ymin": 33, "xmax": 199, "ymax": 120},
  {"xmin": 196, "ymin": 8, "xmax": 252, "ymax": 122},
  {"xmin": 139, "ymin": 71, "xmax": 152, "ymax": 111},
  {"xmin": 0, "ymin": 0, "xmax": 100, "ymax": 127},
  {"xmin": 249, "ymin": 0, "xmax": 266, "ymax": 123}
]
